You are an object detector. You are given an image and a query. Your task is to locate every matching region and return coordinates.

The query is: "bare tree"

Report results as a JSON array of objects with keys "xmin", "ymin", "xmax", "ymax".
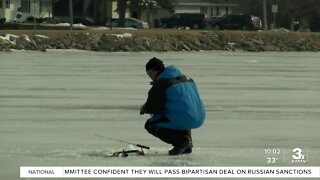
[
  {"xmin": 69, "ymin": 0, "xmax": 73, "ymax": 29},
  {"xmin": 263, "ymin": 0, "xmax": 268, "ymax": 30},
  {"xmin": 140, "ymin": 0, "xmax": 157, "ymax": 27},
  {"xmin": 93, "ymin": 0, "xmax": 111, "ymax": 25},
  {"xmin": 117, "ymin": 0, "xmax": 128, "ymax": 27},
  {"xmin": 156, "ymin": 0, "xmax": 175, "ymax": 13}
]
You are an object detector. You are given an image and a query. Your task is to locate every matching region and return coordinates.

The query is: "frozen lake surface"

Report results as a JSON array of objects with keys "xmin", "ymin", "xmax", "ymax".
[{"xmin": 0, "ymin": 50, "xmax": 320, "ymax": 179}]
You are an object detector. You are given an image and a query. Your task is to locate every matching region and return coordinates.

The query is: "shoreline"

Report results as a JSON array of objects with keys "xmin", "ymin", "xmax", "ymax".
[
  {"xmin": 1, "ymin": 29, "xmax": 320, "ymax": 52},
  {"xmin": 4, "ymin": 49, "xmax": 320, "ymax": 57}
]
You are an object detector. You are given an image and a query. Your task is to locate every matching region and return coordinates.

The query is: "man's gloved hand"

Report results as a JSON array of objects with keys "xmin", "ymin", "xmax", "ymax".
[{"xmin": 140, "ymin": 104, "xmax": 145, "ymax": 115}]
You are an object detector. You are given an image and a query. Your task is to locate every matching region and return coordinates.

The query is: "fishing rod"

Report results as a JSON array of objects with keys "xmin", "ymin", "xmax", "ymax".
[{"xmin": 94, "ymin": 134, "xmax": 150, "ymax": 150}]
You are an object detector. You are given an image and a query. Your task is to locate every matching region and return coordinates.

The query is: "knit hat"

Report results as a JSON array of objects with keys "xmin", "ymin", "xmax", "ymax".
[{"xmin": 146, "ymin": 57, "xmax": 165, "ymax": 72}]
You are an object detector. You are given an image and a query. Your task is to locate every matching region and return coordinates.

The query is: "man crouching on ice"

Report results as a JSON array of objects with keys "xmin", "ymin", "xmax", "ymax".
[{"xmin": 140, "ymin": 57, "xmax": 206, "ymax": 156}]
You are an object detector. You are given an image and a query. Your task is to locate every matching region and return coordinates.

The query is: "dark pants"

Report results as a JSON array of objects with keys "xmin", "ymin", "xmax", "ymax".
[{"xmin": 144, "ymin": 118, "xmax": 192, "ymax": 147}]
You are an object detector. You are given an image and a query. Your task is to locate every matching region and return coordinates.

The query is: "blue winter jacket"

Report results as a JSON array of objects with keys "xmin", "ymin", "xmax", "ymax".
[{"xmin": 143, "ymin": 65, "xmax": 205, "ymax": 130}]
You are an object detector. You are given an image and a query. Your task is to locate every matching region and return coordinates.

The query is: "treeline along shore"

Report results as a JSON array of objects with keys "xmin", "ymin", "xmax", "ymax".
[{"xmin": 1, "ymin": 29, "xmax": 320, "ymax": 52}]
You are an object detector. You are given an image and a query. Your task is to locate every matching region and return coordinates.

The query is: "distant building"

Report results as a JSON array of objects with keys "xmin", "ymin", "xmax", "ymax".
[
  {"xmin": 0, "ymin": 0, "xmax": 238, "ymax": 25},
  {"xmin": 51, "ymin": 0, "xmax": 238, "ymax": 25},
  {"xmin": 150, "ymin": 0, "xmax": 238, "ymax": 26},
  {"xmin": 173, "ymin": 0, "xmax": 238, "ymax": 17},
  {"xmin": 0, "ymin": 0, "xmax": 52, "ymax": 22}
]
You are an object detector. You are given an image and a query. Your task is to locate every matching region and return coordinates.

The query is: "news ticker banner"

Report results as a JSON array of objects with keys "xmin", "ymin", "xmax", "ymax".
[{"xmin": 21, "ymin": 166, "xmax": 320, "ymax": 178}]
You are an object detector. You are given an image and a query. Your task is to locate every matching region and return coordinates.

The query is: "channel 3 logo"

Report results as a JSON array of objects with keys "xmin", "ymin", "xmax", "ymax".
[{"xmin": 291, "ymin": 148, "xmax": 307, "ymax": 163}]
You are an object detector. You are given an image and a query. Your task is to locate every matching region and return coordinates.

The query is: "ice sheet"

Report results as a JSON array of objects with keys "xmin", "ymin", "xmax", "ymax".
[{"xmin": 0, "ymin": 50, "xmax": 319, "ymax": 179}]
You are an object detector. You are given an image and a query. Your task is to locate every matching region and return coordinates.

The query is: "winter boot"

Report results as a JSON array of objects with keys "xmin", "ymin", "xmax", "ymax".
[{"xmin": 168, "ymin": 136, "xmax": 193, "ymax": 156}]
